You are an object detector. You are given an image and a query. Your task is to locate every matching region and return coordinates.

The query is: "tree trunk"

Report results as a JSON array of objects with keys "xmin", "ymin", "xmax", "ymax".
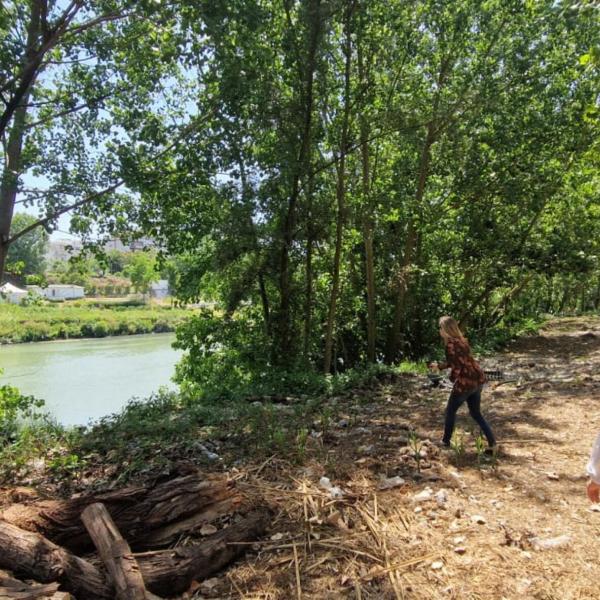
[
  {"xmin": 81, "ymin": 503, "xmax": 149, "ymax": 600},
  {"xmin": 357, "ymin": 27, "xmax": 376, "ymax": 364},
  {"xmin": 0, "ymin": 521, "xmax": 113, "ymax": 599},
  {"xmin": 277, "ymin": 0, "xmax": 322, "ymax": 363},
  {"xmin": 0, "ymin": 2, "xmax": 41, "ymax": 282},
  {"xmin": 1, "ymin": 473, "xmax": 242, "ymax": 553},
  {"xmin": 323, "ymin": 3, "xmax": 353, "ymax": 374},
  {"xmin": 0, "ymin": 509, "xmax": 270, "ymax": 600},
  {"xmin": 303, "ymin": 174, "xmax": 316, "ymax": 362}
]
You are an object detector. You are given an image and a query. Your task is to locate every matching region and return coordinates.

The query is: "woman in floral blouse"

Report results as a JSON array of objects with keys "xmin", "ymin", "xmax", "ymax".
[{"xmin": 430, "ymin": 316, "xmax": 497, "ymax": 450}]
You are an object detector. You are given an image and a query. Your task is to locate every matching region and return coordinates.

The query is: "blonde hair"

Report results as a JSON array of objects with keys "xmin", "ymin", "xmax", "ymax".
[{"xmin": 439, "ymin": 316, "xmax": 465, "ymax": 341}]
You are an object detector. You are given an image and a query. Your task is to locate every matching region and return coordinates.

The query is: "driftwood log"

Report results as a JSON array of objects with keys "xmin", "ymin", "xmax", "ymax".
[
  {"xmin": 0, "ymin": 473, "xmax": 242, "ymax": 552},
  {"xmin": 81, "ymin": 503, "xmax": 149, "ymax": 600},
  {"xmin": 0, "ymin": 521, "xmax": 113, "ymax": 598},
  {"xmin": 0, "ymin": 568, "xmax": 70, "ymax": 599},
  {"xmin": 0, "ymin": 509, "xmax": 269, "ymax": 599}
]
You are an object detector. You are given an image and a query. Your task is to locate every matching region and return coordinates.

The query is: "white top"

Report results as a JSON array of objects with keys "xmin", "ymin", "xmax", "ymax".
[{"xmin": 587, "ymin": 433, "xmax": 600, "ymax": 484}]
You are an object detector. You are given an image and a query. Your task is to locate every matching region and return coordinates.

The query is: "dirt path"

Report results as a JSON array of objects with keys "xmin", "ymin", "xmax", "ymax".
[{"xmin": 224, "ymin": 317, "xmax": 600, "ymax": 599}]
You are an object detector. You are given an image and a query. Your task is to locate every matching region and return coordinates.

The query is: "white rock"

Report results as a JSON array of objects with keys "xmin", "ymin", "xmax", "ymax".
[
  {"xmin": 270, "ymin": 532, "xmax": 284, "ymax": 541},
  {"xmin": 434, "ymin": 489, "xmax": 449, "ymax": 506},
  {"xmin": 412, "ymin": 487, "xmax": 433, "ymax": 503},
  {"xmin": 431, "ymin": 561, "xmax": 444, "ymax": 570},
  {"xmin": 377, "ymin": 475, "xmax": 405, "ymax": 490},
  {"xmin": 531, "ymin": 534, "xmax": 571, "ymax": 551}
]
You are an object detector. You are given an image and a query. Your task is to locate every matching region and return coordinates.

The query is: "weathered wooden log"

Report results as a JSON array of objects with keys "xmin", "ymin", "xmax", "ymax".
[
  {"xmin": 0, "ymin": 508, "xmax": 269, "ymax": 599},
  {"xmin": 136, "ymin": 508, "xmax": 270, "ymax": 597},
  {"xmin": 81, "ymin": 503, "xmax": 148, "ymax": 600},
  {"xmin": 0, "ymin": 521, "xmax": 113, "ymax": 599},
  {"xmin": 1, "ymin": 473, "xmax": 242, "ymax": 552},
  {"xmin": 0, "ymin": 569, "xmax": 62, "ymax": 599}
]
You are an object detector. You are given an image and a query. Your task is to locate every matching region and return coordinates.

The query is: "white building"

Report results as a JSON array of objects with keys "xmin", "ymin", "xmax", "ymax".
[
  {"xmin": 27, "ymin": 284, "xmax": 85, "ymax": 301},
  {"xmin": 0, "ymin": 282, "xmax": 28, "ymax": 304},
  {"xmin": 149, "ymin": 279, "xmax": 170, "ymax": 299}
]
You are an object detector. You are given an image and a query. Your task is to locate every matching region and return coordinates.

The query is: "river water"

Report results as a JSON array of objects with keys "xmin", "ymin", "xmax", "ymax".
[{"xmin": 0, "ymin": 333, "xmax": 182, "ymax": 427}]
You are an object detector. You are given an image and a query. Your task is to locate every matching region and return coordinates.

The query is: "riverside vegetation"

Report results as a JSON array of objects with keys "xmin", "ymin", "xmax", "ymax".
[{"xmin": 0, "ymin": 299, "xmax": 192, "ymax": 344}]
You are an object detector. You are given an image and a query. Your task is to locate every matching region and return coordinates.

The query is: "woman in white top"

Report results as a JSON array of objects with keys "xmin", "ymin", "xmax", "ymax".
[{"xmin": 587, "ymin": 433, "xmax": 600, "ymax": 502}]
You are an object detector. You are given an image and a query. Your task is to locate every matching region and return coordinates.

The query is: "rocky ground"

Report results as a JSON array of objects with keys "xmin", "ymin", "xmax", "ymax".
[{"xmin": 218, "ymin": 317, "xmax": 600, "ymax": 599}]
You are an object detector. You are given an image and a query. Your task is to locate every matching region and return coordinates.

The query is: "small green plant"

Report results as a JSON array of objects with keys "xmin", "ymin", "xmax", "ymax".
[
  {"xmin": 408, "ymin": 429, "xmax": 424, "ymax": 473},
  {"xmin": 320, "ymin": 406, "xmax": 334, "ymax": 438},
  {"xmin": 450, "ymin": 429, "xmax": 465, "ymax": 461},
  {"xmin": 295, "ymin": 427, "xmax": 309, "ymax": 463},
  {"xmin": 474, "ymin": 434, "xmax": 487, "ymax": 467}
]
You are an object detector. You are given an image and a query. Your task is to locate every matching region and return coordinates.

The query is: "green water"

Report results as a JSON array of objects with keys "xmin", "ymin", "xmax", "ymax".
[{"xmin": 0, "ymin": 333, "xmax": 182, "ymax": 426}]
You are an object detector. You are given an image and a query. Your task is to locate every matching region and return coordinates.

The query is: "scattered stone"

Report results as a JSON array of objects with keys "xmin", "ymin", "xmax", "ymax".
[
  {"xmin": 434, "ymin": 489, "xmax": 449, "ymax": 507},
  {"xmin": 453, "ymin": 546, "xmax": 467, "ymax": 555},
  {"xmin": 270, "ymin": 532, "xmax": 284, "ymax": 541},
  {"xmin": 431, "ymin": 561, "xmax": 444, "ymax": 570},
  {"xmin": 377, "ymin": 475, "xmax": 405, "ymax": 490},
  {"xmin": 471, "ymin": 515, "xmax": 487, "ymax": 525},
  {"xmin": 589, "ymin": 504, "xmax": 600, "ymax": 512},
  {"xmin": 412, "ymin": 488, "xmax": 433, "ymax": 503},
  {"xmin": 358, "ymin": 444, "xmax": 375, "ymax": 455},
  {"xmin": 337, "ymin": 419, "xmax": 349, "ymax": 428},
  {"xmin": 531, "ymin": 534, "xmax": 571, "ymax": 551}
]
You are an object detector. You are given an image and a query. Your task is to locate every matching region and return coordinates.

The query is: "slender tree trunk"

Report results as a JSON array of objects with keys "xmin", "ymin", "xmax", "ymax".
[
  {"xmin": 0, "ymin": 1, "xmax": 41, "ymax": 282},
  {"xmin": 277, "ymin": 0, "xmax": 321, "ymax": 363},
  {"xmin": 323, "ymin": 4, "xmax": 352, "ymax": 374},
  {"xmin": 357, "ymin": 21, "xmax": 376, "ymax": 363},
  {"xmin": 303, "ymin": 174, "xmax": 316, "ymax": 362}
]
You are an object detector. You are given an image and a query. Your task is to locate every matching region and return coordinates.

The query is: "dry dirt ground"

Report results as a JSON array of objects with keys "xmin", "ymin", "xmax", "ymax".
[{"xmin": 215, "ymin": 317, "xmax": 600, "ymax": 600}]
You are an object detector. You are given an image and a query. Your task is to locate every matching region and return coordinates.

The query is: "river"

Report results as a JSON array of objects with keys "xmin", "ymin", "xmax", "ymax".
[{"xmin": 0, "ymin": 333, "xmax": 182, "ymax": 427}]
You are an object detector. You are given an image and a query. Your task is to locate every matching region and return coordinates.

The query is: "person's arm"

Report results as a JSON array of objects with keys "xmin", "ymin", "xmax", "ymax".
[{"xmin": 587, "ymin": 433, "xmax": 600, "ymax": 502}]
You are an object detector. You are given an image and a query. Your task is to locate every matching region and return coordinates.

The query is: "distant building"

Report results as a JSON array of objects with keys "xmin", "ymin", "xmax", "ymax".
[
  {"xmin": 149, "ymin": 279, "xmax": 170, "ymax": 299},
  {"xmin": 46, "ymin": 239, "xmax": 83, "ymax": 262},
  {"xmin": 0, "ymin": 282, "xmax": 28, "ymax": 304},
  {"xmin": 28, "ymin": 284, "xmax": 85, "ymax": 301}
]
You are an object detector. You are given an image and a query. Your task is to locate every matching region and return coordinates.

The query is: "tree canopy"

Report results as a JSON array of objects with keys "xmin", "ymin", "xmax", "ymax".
[{"xmin": 1, "ymin": 0, "xmax": 599, "ymax": 392}]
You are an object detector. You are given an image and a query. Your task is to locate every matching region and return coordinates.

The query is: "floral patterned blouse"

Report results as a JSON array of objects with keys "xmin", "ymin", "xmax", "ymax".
[{"xmin": 440, "ymin": 337, "xmax": 486, "ymax": 394}]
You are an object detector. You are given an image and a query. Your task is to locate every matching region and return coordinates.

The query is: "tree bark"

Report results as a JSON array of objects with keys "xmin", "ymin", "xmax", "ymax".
[
  {"xmin": 0, "ymin": 509, "xmax": 270, "ymax": 599},
  {"xmin": 0, "ymin": 520, "xmax": 113, "ymax": 599},
  {"xmin": 323, "ymin": 2, "xmax": 353, "ymax": 374},
  {"xmin": 277, "ymin": 0, "xmax": 322, "ymax": 363},
  {"xmin": 1, "ymin": 473, "xmax": 242, "ymax": 553},
  {"xmin": 0, "ymin": 1, "xmax": 42, "ymax": 281},
  {"xmin": 81, "ymin": 503, "xmax": 148, "ymax": 600},
  {"xmin": 357, "ymin": 17, "xmax": 376, "ymax": 363}
]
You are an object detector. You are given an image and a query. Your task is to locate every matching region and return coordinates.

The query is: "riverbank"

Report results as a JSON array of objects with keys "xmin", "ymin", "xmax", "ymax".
[{"xmin": 0, "ymin": 300, "xmax": 192, "ymax": 343}]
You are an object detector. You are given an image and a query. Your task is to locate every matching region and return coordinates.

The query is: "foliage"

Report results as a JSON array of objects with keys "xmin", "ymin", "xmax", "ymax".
[
  {"xmin": 124, "ymin": 251, "xmax": 159, "ymax": 295},
  {"xmin": 6, "ymin": 213, "xmax": 48, "ymax": 276},
  {"xmin": 0, "ymin": 371, "xmax": 45, "ymax": 442}
]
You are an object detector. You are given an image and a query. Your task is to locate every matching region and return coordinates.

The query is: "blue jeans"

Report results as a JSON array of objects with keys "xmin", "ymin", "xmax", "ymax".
[{"xmin": 442, "ymin": 387, "xmax": 496, "ymax": 447}]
